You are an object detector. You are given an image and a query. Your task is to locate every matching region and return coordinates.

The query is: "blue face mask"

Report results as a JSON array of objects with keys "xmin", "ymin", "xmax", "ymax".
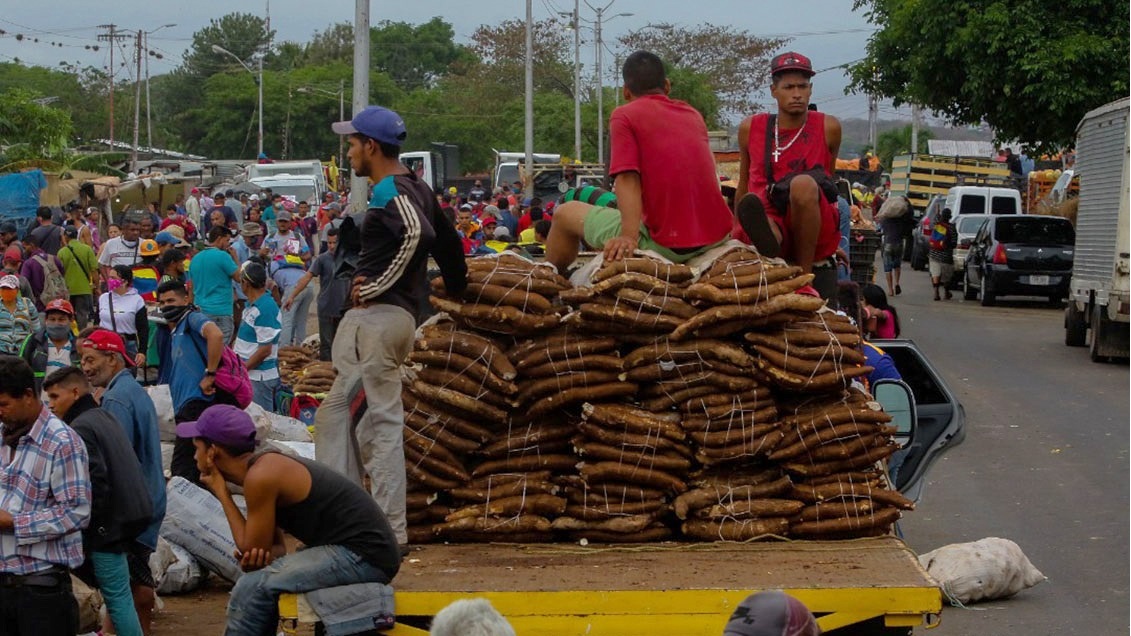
[{"xmin": 45, "ymin": 324, "xmax": 71, "ymax": 341}]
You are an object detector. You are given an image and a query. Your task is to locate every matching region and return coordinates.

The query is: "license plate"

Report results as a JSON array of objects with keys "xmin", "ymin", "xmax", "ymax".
[{"xmin": 1028, "ymin": 275, "xmax": 1050, "ymax": 285}]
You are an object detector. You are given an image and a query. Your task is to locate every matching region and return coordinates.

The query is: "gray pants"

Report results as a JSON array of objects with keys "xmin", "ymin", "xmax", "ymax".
[
  {"xmin": 280, "ymin": 287, "xmax": 314, "ymax": 347},
  {"xmin": 314, "ymin": 303, "xmax": 414, "ymax": 544},
  {"xmin": 205, "ymin": 313, "xmax": 235, "ymax": 344}
]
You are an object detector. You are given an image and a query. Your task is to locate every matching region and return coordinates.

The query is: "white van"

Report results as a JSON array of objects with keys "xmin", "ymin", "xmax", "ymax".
[{"xmin": 944, "ymin": 186, "xmax": 1022, "ymax": 216}]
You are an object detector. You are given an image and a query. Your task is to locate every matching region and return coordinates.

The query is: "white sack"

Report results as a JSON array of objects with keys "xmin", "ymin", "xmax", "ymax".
[{"xmin": 919, "ymin": 537, "xmax": 1046, "ymax": 604}]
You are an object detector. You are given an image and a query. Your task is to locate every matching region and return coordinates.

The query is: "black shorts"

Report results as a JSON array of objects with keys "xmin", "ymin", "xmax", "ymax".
[{"xmin": 127, "ymin": 544, "xmax": 156, "ymax": 588}]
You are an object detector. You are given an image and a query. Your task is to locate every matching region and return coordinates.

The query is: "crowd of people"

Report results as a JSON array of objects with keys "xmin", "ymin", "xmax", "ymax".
[{"xmin": 0, "ymin": 47, "xmax": 908, "ymax": 635}]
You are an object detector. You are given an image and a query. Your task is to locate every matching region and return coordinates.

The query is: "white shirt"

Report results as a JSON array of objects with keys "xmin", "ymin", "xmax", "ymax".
[
  {"xmin": 97, "ymin": 236, "xmax": 141, "ymax": 268},
  {"xmin": 185, "ymin": 197, "xmax": 202, "ymax": 227},
  {"xmin": 98, "ymin": 289, "xmax": 146, "ymax": 335}
]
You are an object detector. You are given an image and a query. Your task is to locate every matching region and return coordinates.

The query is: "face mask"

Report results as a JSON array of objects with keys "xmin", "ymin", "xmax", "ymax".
[
  {"xmin": 161, "ymin": 304, "xmax": 191, "ymax": 324},
  {"xmin": 45, "ymin": 324, "xmax": 71, "ymax": 341},
  {"xmin": 107, "ymin": 278, "xmax": 124, "ymax": 292},
  {"xmin": 0, "ymin": 289, "xmax": 16, "ymax": 302}
]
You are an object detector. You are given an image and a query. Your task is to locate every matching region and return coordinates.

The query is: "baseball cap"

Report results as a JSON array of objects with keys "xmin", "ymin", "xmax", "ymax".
[
  {"xmin": 459, "ymin": 204, "xmax": 472, "ymax": 211},
  {"xmin": 770, "ymin": 51, "xmax": 815, "ymax": 78},
  {"xmin": 191, "ymin": 187, "xmax": 200, "ymax": 194},
  {"xmin": 331, "ymin": 106, "xmax": 407, "ymax": 146},
  {"xmin": 276, "ymin": 210, "xmax": 294, "ymax": 222},
  {"xmin": 481, "ymin": 215, "xmax": 498, "ymax": 226},
  {"xmin": 44, "ymin": 298, "xmax": 74, "ymax": 316},
  {"xmin": 165, "ymin": 224, "xmax": 186, "ymax": 240},
  {"xmin": 722, "ymin": 591, "xmax": 820, "ymax": 636},
  {"xmin": 484, "ymin": 204, "xmax": 500, "ymax": 216},
  {"xmin": 175, "ymin": 404, "xmax": 258, "ymax": 453},
  {"xmin": 0, "ymin": 274, "xmax": 19, "ymax": 289},
  {"xmin": 241, "ymin": 222, "xmax": 263, "ymax": 237},
  {"xmin": 2, "ymin": 246, "xmax": 21, "ymax": 264},
  {"xmin": 63, "ymin": 225, "xmax": 79, "ymax": 239},
  {"xmin": 155, "ymin": 231, "xmax": 189, "ymax": 247},
  {"xmin": 139, "ymin": 239, "xmax": 160, "ymax": 256},
  {"xmin": 493, "ymin": 226, "xmax": 512, "ymax": 240},
  {"xmin": 83, "ymin": 329, "xmax": 135, "ymax": 367}
]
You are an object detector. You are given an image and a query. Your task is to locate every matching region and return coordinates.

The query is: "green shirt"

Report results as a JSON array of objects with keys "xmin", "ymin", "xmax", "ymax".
[{"xmin": 57, "ymin": 241, "xmax": 98, "ymax": 295}]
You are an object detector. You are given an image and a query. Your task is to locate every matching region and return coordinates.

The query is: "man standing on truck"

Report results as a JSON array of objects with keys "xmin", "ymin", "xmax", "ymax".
[
  {"xmin": 545, "ymin": 51, "xmax": 734, "ymax": 271},
  {"xmin": 316, "ymin": 105, "xmax": 467, "ymax": 546},
  {"xmin": 732, "ymin": 51, "xmax": 843, "ymax": 302}
]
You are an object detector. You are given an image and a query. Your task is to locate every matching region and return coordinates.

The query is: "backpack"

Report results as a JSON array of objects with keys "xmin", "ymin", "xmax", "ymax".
[
  {"xmin": 33, "ymin": 254, "xmax": 69, "ymax": 305},
  {"xmin": 929, "ymin": 223, "xmax": 950, "ymax": 251},
  {"xmin": 187, "ymin": 313, "xmax": 253, "ymax": 409}
]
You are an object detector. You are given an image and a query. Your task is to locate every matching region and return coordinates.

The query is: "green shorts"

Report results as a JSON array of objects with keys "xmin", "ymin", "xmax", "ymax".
[{"xmin": 582, "ymin": 206, "xmax": 728, "ymax": 264}]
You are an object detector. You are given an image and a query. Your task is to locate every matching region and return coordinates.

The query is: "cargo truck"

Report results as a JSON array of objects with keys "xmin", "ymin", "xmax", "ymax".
[{"xmin": 1063, "ymin": 97, "xmax": 1130, "ymax": 361}]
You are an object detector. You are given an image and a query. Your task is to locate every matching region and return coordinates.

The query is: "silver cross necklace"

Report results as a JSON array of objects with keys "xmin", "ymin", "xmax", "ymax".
[{"xmin": 773, "ymin": 115, "xmax": 808, "ymax": 163}]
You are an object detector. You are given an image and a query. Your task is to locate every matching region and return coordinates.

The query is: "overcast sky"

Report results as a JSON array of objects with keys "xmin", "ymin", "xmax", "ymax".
[{"xmin": 0, "ymin": 1, "xmax": 915, "ymax": 124}]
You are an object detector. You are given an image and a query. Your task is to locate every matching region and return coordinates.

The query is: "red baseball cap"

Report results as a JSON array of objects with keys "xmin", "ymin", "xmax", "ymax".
[
  {"xmin": 83, "ymin": 329, "xmax": 135, "ymax": 366},
  {"xmin": 44, "ymin": 299, "xmax": 75, "ymax": 316},
  {"xmin": 770, "ymin": 51, "xmax": 815, "ymax": 78}
]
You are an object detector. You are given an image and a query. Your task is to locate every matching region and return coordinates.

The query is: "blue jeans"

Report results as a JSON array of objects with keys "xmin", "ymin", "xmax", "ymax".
[
  {"xmin": 252, "ymin": 377, "xmax": 280, "ymax": 413},
  {"xmin": 92, "ymin": 551, "xmax": 143, "ymax": 636},
  {"xmin": 225, "ymin": 545, "xmax": 390, "ymax": 636}
]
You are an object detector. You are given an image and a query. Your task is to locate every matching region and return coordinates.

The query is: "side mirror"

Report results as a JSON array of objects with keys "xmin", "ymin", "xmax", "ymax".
[{"xmin": 873, "ymin": 379, "xmax": 917, "ymax": 449}]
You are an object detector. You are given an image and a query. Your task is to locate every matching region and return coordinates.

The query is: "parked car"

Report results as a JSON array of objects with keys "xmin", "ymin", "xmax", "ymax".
[
  {"xmin": 910, "ymin": 195, "xmax": 945, "ymax": 270},
  {"xmin": 963, "ymin": 215, "xmax": 1075, "ymax": 306},
  {"xmin": 944, "ymin": 185, "xmax": 1023, "ymax": 216},
  {"xmin": 951, "ymin": 213, "xmax": 992, "ymax": 271}
]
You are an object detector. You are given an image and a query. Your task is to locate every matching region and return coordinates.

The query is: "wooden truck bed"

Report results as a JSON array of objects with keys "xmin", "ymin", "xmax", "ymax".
[{"xmin": 284, "ymin": 537, "xmax": 942, "ymax": 635}]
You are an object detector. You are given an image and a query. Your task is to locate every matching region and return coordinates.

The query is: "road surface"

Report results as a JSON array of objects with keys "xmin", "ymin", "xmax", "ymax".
[{"xmin": 888, "ymin": 268, "xmax": 1129, "ymax": 634}]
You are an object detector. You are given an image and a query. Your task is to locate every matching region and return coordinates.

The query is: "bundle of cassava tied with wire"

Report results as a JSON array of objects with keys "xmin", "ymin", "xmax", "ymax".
[
  {"xmin": 430, "ymin": 252, "xmax": 569, "ymax": 335},
  {"xmin": 291, "ymin": 361, "xmax": 336, "ymax": 395},
  {"xmin": 406, "ymin": 490, "xmax": 447, "ymax": 544},
  {"xmin": 668, "ymin": 246, "xmax": 826, "ymax": 341},
  {"xmin": 548, "ymin": 402, "xmax": 690, "ymax": 543},
  {"xmin": 744, "ymin": 310, "xmax": 873, "ymax": 393},
  {"xmin": 506, "ymin": 328, "xmax": 635, "ymax": 418},
  {"xmin": 774, "ymin": 388, "xmax": 915, "ymax": 539},
  {"xmin": 559, "ymin": 257, "xmax": 698, "ymax": 336},
  {"xmin": 277, "ymin": 345, "xmax": 316, "ymax": 388},
  {"xmin": 674, "ymin": 466, "xmax": 801, "ymax": 541}
]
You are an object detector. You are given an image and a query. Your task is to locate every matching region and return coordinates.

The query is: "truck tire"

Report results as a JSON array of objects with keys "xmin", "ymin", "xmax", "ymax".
[
  {"xmin": 1065, "ymin": 302, "xmax": 1087, "ymax": 347},
  {"xmin": 1090, "ymin": 305, "xmax": 1110, "ymax": 362}
]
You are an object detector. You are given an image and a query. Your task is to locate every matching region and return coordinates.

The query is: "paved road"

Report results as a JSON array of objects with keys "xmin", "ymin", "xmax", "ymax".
[{"xmin": 882, "ymin": 267, "xmax": 1129, "ymax": 634}]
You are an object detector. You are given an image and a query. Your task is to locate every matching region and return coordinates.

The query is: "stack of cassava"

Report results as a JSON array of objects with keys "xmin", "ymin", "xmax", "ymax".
[
  {"xmin": 278, "ymin": 345, "xmax": 316, "ymax": 388},
  {"xmin": 291, "ymin": 361, "xmax": 337, "ymax": 395},
  {"xmin": 401, "ymin": 248, "xmax": 911, "ymax": 543}
]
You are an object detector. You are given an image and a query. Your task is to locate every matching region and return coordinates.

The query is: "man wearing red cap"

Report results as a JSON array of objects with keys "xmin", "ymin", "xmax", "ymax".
[
  {"xmin": 177, "ymin": 404, "xmax": 400, "ymax": 634},
  {"xmin": 733, "ymin": 51, "xmax": 843, "ymax": 303},
  {"xmin": 19, "ymin": 298, "xmax": 81, "ymax": 395}
]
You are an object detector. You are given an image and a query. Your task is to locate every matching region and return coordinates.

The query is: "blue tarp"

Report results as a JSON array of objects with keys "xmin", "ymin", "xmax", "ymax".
[{"xmin": 0, "ymin": 170, "xmax": 47, "ymax": 236}]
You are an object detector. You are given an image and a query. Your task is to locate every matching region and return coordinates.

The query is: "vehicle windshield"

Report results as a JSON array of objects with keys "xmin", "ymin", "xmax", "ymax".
[
  {"xmin": 258, "ymin": 183, "xmax": 316, "ymax": 203},
  {"xmin": 994, "ymin": 218, "xmax": 1075, "ymax": 245},
  {"xmin": 957, "ymin": 216, "xmax": 989, "ymax": 234},
  {"xmin": 496, "ymin": 164, "xmax": 519, "ymax": 189}
]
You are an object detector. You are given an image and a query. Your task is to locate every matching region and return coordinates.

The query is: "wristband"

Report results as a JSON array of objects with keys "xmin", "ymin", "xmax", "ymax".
[{"xmin": 204, "ymin": 370, "xmax": 217, "ymax": 377}]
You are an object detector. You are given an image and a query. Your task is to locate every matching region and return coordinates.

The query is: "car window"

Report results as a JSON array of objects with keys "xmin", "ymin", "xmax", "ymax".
[
  {"xmin": 994, "ymin": 218, "xmax": 1075, "ymax": 244},
  {"xmin": 958, "ymin": 194, "xmax": 985, "ymax": 215},
  {"xmin": 990, "ymin": 195, "xmax": 1017, "ymax": 214},
  {"xmin": 884, "ymin": 347, "xmax": 947, "ymax": 405},
  {"xmin": 957, "ymin": 215, "xmax": 989, "ymax": 233}
]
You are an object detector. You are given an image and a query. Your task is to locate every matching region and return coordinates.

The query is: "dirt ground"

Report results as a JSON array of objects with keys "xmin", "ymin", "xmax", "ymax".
[{"xmin": 157, "ymin": 578, "xmax": 233, "ymax": 634}]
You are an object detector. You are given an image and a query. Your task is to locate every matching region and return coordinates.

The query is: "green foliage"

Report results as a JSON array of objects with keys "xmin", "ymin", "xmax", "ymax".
[
  {"xmin": 667, "ymin": 66, "xmax": 721, "ymax": 129},
  {"xmin": 372, "ymin": 18, "xmax": 475, "ymax": 91},
  {"xmin": 875, "ymin": 124, "xmax": 933, "ymax": 168},
  {"xmin": 850, "ymin": 0, "xmax": 1130, "ymax": 152},
  {"xmin": 0, "ymin": 88, "xmax": 73, "ymax": 155},
  {"xmin": 183, "ymin": 13, "xmax": 273, "ymax": 80}
]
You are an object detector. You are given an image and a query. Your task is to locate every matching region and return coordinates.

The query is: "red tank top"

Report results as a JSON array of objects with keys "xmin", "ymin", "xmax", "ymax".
[{"xmin": 737, "ymin": 112, "xmax": 840, "ymax": 261}]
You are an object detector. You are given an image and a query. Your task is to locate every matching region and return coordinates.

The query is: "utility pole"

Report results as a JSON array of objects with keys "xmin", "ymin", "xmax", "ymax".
[
  {"xmin": 572, "ymin": 0, "xmax": 581, "ymax": 162},
  {"xmin": 131, "ymin": 30, "xmax": 143, "ymax": 170},
  {"xmin": 524, "ymin": 0, "xmax": 534, "ymax": 197},
  {"xmin": 594, "ymin": 7, "xmax": 605, "ymax": 163},
  {"xmin": 338, "ymin": 78, "xmax": 345, "ymax": 172},
  {"xmin": 350, "ymin": 0, "xmax": 370, "ymax": 211},
  {"xmin": 144, "ymin": 32, "xmax": 152, "ymax": 148},
  {"xmin": 911, "ymin": 103, "xmax": 921, "ymax": 155},
  {"xmin": 867, "ymin": 93, "xmax": 878, "ymax": 152},
  {"xmin": 97, "ymin": 25, "xmax": 131, "ymax": 144}
]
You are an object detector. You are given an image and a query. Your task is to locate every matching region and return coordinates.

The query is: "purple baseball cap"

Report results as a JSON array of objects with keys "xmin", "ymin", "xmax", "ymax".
[
  {"xmin": 331, "ymin": 106, "xmax": 407, "ymax": 146},
  {"xmin": 176, "ymin": 404, "xmax": 257, "ymax": 452},
  {"xmin": 722, "ymin": 591, "xmax": 820, "ymax": 636}
]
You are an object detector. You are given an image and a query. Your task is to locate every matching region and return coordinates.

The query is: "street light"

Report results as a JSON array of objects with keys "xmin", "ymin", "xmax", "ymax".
[
  {"xmin": 297, "ymin": 81, "xmax": 346, "ymax": 169},
  {"xmin": 586, "ymin": 1, "xmax": 633, "ymax": 163},
  {"xmin": 212, "ymin": 44, "xmax": 264, "ymax": 156}
]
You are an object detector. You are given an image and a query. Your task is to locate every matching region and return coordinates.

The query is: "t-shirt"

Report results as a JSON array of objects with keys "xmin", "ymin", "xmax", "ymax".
[
  {"xmin": 234, "ymin": 294, "xmax": 280, "ymax": 382},
  {"xmin": 57, "ymin": 242, "xmax": 99, "ymax": 295},
  {"xmin": 607, "ymin": 94, "xmax": 733, "ymax": 249},
  {"xmin": 28, "ymin": 223, "xmax": 63, "ymax": 256},
  {"xmin": 186, "ymin": 247, "xmax": 237, "ymax": 316},
  {"xmin": 166, "ymin": 311, "xmax": 214, "ymax": 411},
  {"xmin": 308, "ymin": 252, "xmax": 348, "ymax": 317},
  {"xmin": 98, "ymin": 236, "xmax": 141, "ymax": 269},
  {"xmin": 270, "ymin": 263, "xmax": 306, "ymax": 296},
  {"xmin": 98, "ymin": 289, "xmax": 146, "ymax": 336},
  {"xmin": 262, "ymin": 231, "xmax": 308, "ymax": 261},
  {"xmin": 46, "ymin": 341, "xmax": 73, "ymax": 375}
]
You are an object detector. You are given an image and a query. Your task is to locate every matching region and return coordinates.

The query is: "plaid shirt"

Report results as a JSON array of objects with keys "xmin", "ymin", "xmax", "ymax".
[{"xmin": 1, "ymin": 407, "xmax": 91, "ymax": 574}]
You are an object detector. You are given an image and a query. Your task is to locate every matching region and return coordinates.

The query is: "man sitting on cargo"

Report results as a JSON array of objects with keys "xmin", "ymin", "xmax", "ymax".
[
  {"xmin": 545, "ymin": 50, "xmax": 734, "ymax": 272},
  {"xmin": 732, "ymin": 51, "xmax": 843, "ymax": 302},
  {"xmin": 178, "ymin": 404, "xmax": 400, "ymax": 634}
]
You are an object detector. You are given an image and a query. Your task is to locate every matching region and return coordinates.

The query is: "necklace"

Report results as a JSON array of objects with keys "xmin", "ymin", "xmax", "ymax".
[{"xmin": 773, "ymin": 115, "xmax": 808, "ymax": 163}]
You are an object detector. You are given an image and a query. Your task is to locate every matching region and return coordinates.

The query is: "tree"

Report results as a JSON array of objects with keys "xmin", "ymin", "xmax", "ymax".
[
  {"xmin": 0, "ymin": 88, "xmax": 73, "ymax": 156},
  {"xmin": 181, "ymin": 13, "xmax": 273, "ymax": 80},
  {"xmin": 467, "ymin": 19, "xmax": 574, "ymax": 98},
  {"xmin": 875, "ymin": 124, "xmax": 933, "ymax": 168},
  {"xmin": 618, "ymin": 23, "xmax": 786, "ymax": 119},
  {"xmin": 850, "ymin": 0, "xmax": 1129, "ymax": 152},
  {"xmin": 372, "ymin": 18, "xmax": 473, "ymax": 91}
]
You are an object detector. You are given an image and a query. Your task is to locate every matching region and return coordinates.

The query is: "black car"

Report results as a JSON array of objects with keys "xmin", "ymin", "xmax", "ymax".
[{"xmin": 962, "ymin": 215, "xmax": 1075, "ymax": 305}]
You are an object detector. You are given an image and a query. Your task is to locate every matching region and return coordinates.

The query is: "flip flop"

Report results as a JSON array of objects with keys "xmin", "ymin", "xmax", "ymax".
[
  {"xmin": 895, "ymin": 284, "xmax": 902, "ymax": 296},
  {"xmin": 736, "ymin": 194, "xmax": 781, "ymax": 258}
]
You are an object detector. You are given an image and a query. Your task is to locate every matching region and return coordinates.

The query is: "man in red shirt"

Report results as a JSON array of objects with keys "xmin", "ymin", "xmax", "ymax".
[
  {"xmin": 546, "ymin": 51, "xmax": 733, "ymax": 272},
  {"xmin": 733, "ymin": 51, "xmax": 843, "ymax": 301}
]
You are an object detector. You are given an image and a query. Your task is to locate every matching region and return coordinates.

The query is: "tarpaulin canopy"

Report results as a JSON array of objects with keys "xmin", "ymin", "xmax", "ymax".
[{"xmin": 0, "ymin": 169, "xmax": 47, "ymax": 235}]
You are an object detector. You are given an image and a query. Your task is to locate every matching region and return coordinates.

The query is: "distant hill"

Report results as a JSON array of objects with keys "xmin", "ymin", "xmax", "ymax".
[{"xmin": 838, "ymin": 118, "xmax": 993, "ymax": 156}]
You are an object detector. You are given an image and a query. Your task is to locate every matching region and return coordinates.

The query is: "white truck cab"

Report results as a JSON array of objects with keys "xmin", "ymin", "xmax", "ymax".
[{"xmin": 944, "ymin": 185, "xmax": 1022, "ymax": 216}]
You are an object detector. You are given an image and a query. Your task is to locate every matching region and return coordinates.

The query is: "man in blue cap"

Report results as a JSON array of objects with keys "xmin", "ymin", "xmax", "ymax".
[
  {"xmin": 315, "ymin": 106, "xmax": 466, "ymax": 546},
  {"xmin": 177, "ymin": 404, "xmax": 399, "ymax": 635}
]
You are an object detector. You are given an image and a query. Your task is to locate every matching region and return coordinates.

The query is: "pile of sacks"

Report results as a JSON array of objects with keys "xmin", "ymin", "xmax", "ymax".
[{"xmin": 402, "ymin": 247, "xmax": 914, "ymax": 544}]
